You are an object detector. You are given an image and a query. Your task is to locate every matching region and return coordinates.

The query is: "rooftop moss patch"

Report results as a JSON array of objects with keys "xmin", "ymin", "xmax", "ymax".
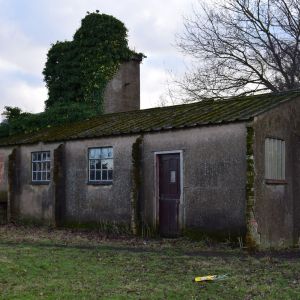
[{"xmin": 0, "ymin": 90, "xmax": 299, "ymax": 146}]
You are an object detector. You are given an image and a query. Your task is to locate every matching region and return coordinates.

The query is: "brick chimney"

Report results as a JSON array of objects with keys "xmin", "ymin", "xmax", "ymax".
[{"xmin": 103, "ymin": 55, "xmax": 142, "ymax": 114}]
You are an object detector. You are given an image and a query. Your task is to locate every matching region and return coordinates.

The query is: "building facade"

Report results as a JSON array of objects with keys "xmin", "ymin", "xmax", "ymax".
[{"xmin": 0, "ymin": 60, "xmax": 299, "ymax": 249}]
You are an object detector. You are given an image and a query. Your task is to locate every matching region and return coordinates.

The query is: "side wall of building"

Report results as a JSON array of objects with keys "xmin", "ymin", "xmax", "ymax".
[
  {"xmin": 252, "ymin": 99, "xmax": 300, "ymax": 248},
  {"xmin": 142, "ymin": 123, "xmax": 247, "ymax": 237}
]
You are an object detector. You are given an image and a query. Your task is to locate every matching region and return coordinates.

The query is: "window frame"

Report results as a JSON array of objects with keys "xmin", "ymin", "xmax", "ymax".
[
  {"xmin": 87, "ymin": 146, "xmax": 113, "ymax": 185},
  {"xmin": 264, "ymin": 137, "xmax": 286, "ymax": 185},
  {"xmin": 31, "ymin": 151, "xmax": 51, "ymax": 185}
]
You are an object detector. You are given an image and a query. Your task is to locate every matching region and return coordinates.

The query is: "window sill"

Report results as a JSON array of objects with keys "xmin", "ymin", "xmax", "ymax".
[
  {"xmin": 31, "ymin": 181, "xmax": 50, "ymax": 186},
  {"xmin": 265, "ymin": 179, "xmax": 287, "ymax": 185},
  {"xmin": 87, "ymin": 181, "xmax": 113, "ymax": 186}
]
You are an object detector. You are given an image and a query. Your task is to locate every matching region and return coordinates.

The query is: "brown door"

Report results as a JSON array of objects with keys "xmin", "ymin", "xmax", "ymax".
[{"xmin": 158, "ymin": 153, "xmax": 181, "ymax": 237}]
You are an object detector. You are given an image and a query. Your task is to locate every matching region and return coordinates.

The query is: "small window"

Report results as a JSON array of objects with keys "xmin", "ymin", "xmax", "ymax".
[
  {"xmin": 88, "ymin": 147, "xmax": 113, "ymax": 184},
  {"xmin": 265, "ymin": 138, "xmax": 285, "ymax": 180},
  {"xmin": 32, "ymin": 151, "xmax": 51, "ymax": 183}
]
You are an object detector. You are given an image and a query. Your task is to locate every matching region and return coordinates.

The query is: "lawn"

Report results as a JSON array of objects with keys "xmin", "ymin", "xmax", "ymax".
[{"xmin": 0, "ymin": 226, "xmax": 299, "ymax": 299}]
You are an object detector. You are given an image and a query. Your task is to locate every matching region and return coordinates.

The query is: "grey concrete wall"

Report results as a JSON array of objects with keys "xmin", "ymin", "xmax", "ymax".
[
  {"xmin": 252, "ymin": 99, "xmax": 300, "ymax": 248},
  {"xmin": 64, "ymin": 135, "xmax": 138, "ymax": 225},
  {"xmin": 142, "ymin": 124, "xmax": 247, "ymax": 236},
  {"xmin": 15, "ymin": 143, "xmax": 60, "ymax": 224},
  {"xmin": 103, "ymin": 59, "xmax": 141, "ymax": 114}
]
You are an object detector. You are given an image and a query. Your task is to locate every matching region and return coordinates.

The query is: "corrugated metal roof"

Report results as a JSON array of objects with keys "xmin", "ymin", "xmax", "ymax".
[{"xmin": 0, "ymin": 90, "xmax": 299, "ymax": 146}]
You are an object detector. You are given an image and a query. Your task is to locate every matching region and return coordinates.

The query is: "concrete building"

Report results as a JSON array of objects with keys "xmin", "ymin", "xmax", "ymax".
[{"xmin": 0, "ymin": 59, "xmax": 299, "ymax": 249}]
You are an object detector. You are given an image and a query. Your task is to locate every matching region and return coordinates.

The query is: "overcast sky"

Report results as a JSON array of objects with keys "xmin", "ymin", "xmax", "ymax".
[{"xmin": 0, "ymin": 0, "xmax": 194, "ymax": 114}]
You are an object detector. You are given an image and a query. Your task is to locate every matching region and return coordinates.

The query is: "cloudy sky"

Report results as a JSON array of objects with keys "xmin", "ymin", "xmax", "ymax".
[{"xmin": 0, "ymin": 0, "xmax": 194, "ymax": 114}]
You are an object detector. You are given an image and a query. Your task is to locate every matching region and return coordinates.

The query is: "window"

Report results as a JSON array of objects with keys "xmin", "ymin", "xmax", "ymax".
[
  {"xmin": 88, "ymin": 147, "xmax": 113, "ymax": 183},
  {"xmin": 32, "ymin": 151, "xmax": 51, "ymax": 183},
  {"xmin": 265, "ymin": 138, "xmax": 285, "ymax": 180}
]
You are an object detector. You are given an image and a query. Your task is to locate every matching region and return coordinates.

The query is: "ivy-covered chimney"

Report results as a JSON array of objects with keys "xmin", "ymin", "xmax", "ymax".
[{"xmin": 103, "ymin": 55, "xmax": 142, "ymax": 114}]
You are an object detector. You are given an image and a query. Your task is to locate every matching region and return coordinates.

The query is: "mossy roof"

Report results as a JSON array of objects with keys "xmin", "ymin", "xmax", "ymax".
[{"xmin": 0, "ymin": 90, "xmax": 299, "ymax": 146}]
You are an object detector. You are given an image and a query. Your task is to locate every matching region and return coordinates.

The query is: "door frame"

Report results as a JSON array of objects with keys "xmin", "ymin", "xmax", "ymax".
[{"xmin": 153, "ymin": 150, "xmax": 184, "ymax": 232}]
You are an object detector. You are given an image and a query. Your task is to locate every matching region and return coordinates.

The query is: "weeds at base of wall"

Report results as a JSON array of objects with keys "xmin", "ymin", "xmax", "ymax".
[
  {"xmin": 62, "ymin": 220, "xmax": 132, "ymax": 236},
  {"xmin": 11, "ymin": 218, "xmax": 53, "ymax": 228},
  {"xmin": 183, "ymin": 228, "xmax": 247, "ymax": 248},
  {"xmin": 140, "ymin": 222, "xmax": 158, "ymax": 239}
]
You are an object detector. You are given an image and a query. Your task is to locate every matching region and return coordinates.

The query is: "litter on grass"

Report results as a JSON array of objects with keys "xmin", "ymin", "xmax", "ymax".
[{"xmin": 194, "ymin": 274, "xmax": 228, "ymax": 282}]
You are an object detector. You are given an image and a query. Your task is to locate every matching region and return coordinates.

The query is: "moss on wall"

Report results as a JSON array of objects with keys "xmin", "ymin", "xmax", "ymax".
[
  {"xmin": 245, "ymin": 126, "xmax": 258, "ymax": 250},
  {"xmin": 54, "ymin": 144, "xmax": 66, "ymax": 227},
  {"xmin": 130, "ymin": 136, "xmax": 143, "ymax": 235},
  {"xmin": 8, "ymin": 148, "xmax": 18, "ymax": 221}
]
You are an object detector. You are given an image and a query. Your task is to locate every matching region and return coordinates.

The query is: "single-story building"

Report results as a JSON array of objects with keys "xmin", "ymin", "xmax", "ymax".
[{"xmin": 0, "ymin": 59, "xmax": 299, "ymax": 249}]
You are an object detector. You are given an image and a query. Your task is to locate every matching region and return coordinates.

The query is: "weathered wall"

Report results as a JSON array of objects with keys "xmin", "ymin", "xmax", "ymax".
[
  {"xmin": 142, "ymin": 123, "xmax": 247, "ymax": 237},
  {"xmin": 0, "ymin": 147, "xmax": 13, "ymax": 223},
  {"xmin": 14, "ymin": 143, "xmax": 60, "ymax": 224},
  {"xmin": 252, "ymin": 99, "xmax": 300, "ymax": 248},
  {"xmin": 103, "ymin": 58, "xmax": 141, "ymax": 114},
  {"xmin": 64, "ymin": 135, "xmax": 138, "ymax": 225}
]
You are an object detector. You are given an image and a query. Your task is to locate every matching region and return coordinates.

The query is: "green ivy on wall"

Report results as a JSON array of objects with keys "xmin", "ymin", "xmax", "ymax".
[{"xmin": 0, "ymin": 12, "xmax": 143, "ymax": 137}]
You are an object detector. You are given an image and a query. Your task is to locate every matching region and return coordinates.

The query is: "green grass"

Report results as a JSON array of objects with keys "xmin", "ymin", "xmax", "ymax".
[{"xmin": 0, "ymin": 226, "xmax": 299, "ymax": 299}]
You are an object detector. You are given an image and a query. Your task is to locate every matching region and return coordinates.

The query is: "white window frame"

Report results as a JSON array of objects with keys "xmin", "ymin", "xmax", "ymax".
[
  {"xmin": 88, "ymin": 147, "xmax": 113, "ymax": 184},
  {"xmin": 265, "ymin": 137, "xmax": 285, "ymax": 181},
  {"xmin": 31, "ymin": 151, "xmax": 51, "ymax": 183}
]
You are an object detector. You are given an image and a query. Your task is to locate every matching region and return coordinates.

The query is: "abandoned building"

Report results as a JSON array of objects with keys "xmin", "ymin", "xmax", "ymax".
[{"xmin": 0, "ymin": 57, "xmax": 299, "ymax": 249}]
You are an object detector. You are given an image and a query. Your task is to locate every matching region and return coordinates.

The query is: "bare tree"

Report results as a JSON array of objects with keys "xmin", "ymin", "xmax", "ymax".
[{"xmin": 177, "ymin": 0, "xmax": 300, "ymax": 100}]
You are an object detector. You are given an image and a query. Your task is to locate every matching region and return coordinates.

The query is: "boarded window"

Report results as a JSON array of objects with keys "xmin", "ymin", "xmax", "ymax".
[
  {"xmin": 32, "ymin": 151, "xmax": 51, "ymax": 183},
  {"xmin": 88, "ymin": 147, "xmax": 113, "ymax": 183},
  {"xmin": 265, "ymin": 138, "xmax": 285, "ymax": 180}
]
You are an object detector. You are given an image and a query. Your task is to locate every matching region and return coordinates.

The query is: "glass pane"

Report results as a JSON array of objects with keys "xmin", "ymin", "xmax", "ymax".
[
  {"xmin": 101, "ymin": 148, "xmax": 108, "ymax": 158},
  {"xmin": 89, "ymin": 149, "xmax": 96, "ymax": 159},
  {"xmin": 107, "ymin": 148, "xmax": 113, "ymax": 158},
  {"xmin": 90, "ymin": 160, "xmax": 95, "ymax": 170},
  {"xmin": 32, "ymin": 153, "xmax": 37, "ymax": 161},
  {"xmin": 108, "ymin": 170, "xmax": 113, "ymax": 181},
  {"xmin": 37, "ymin": 172, "xmax": 41, "ymax": 181},
  {"xmin": 102, "ymin": 159, "xmax": 113, "ymax": 170},
  {"xmin": 42, "ymin": 172, "xmax": 46, "ymax": 181},
  {"xmin": 36, "ymin": 163, "xmax": 41, "ymax": 171},
  {"xmin": 46, "ymin": 172, "xmax": 50, "ymax": 181},
  {"xmin": 41, "ymin": 163, "xmax": 46, "ymax": 171},
  {"xmin": 33, "ymin": 163, "xmax": 37, "ymax": 171},
  {"xmin": 96, "ymin": 170, "xmax": 101, "ymax": 181},
  {"xmin": 90, "ymin": 170, "xmax": 95, "ymax": 181},
  {"xmin": 102, "ymin": 170, "xmax": 108, "ymax": 180},
  {"xmin": 46, "ymin": 152, "xmax": 50, "ymax": 160},
  {"xmin": 33, "ymin": 172, "xmax": 37, "ymax": 181},
  {"xmin": 37, "ymin": 153, "xmax": 41, "ymax": 161},
  {"xmin": 47, "ymin": 162, "xmax": 50, "ymax": 171},
  {"xmin": 95, "ymin": 160, "xmax": 101, "ymax": 170}
]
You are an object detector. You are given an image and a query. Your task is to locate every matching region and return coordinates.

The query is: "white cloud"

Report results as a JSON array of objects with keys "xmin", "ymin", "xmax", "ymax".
[
  {"xmin": 0, "ymin": 0, "xmax": 196, "ymax": 113},
  {"xmin": 0, "ymin": 81, "xmax": 46, "ymax": 114},
  {"xmin": 0, "ymin": 19, "xmax": 47, "ymax": 76}
]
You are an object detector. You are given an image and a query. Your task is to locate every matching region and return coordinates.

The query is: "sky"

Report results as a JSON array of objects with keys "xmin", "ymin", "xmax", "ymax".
[{"xmin": 0, "ymin": 0, "xmax": 194, "ymax": 114}]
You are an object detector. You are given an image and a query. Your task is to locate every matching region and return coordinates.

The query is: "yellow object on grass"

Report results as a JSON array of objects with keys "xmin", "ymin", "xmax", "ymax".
[{"xmin": 194, "ymin": 274, "xmax": 227, "ymax": 282}]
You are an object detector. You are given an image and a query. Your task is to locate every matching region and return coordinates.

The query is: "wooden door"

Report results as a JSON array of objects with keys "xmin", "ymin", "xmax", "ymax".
[{"xmin": 158, "ymin": 154, "xmax": 181, "ymax": 237}]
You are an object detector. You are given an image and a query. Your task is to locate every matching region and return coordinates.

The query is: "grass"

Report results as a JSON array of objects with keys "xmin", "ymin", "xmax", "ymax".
[{"xmin": 0, "ymin": 226, "xmax": 299, "ymax": 299}]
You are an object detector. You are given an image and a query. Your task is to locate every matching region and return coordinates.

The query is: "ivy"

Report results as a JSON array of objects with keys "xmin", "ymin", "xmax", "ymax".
[{"xmin": 0, "ymin": 12, "xmax": 143, "ymax": 137}]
